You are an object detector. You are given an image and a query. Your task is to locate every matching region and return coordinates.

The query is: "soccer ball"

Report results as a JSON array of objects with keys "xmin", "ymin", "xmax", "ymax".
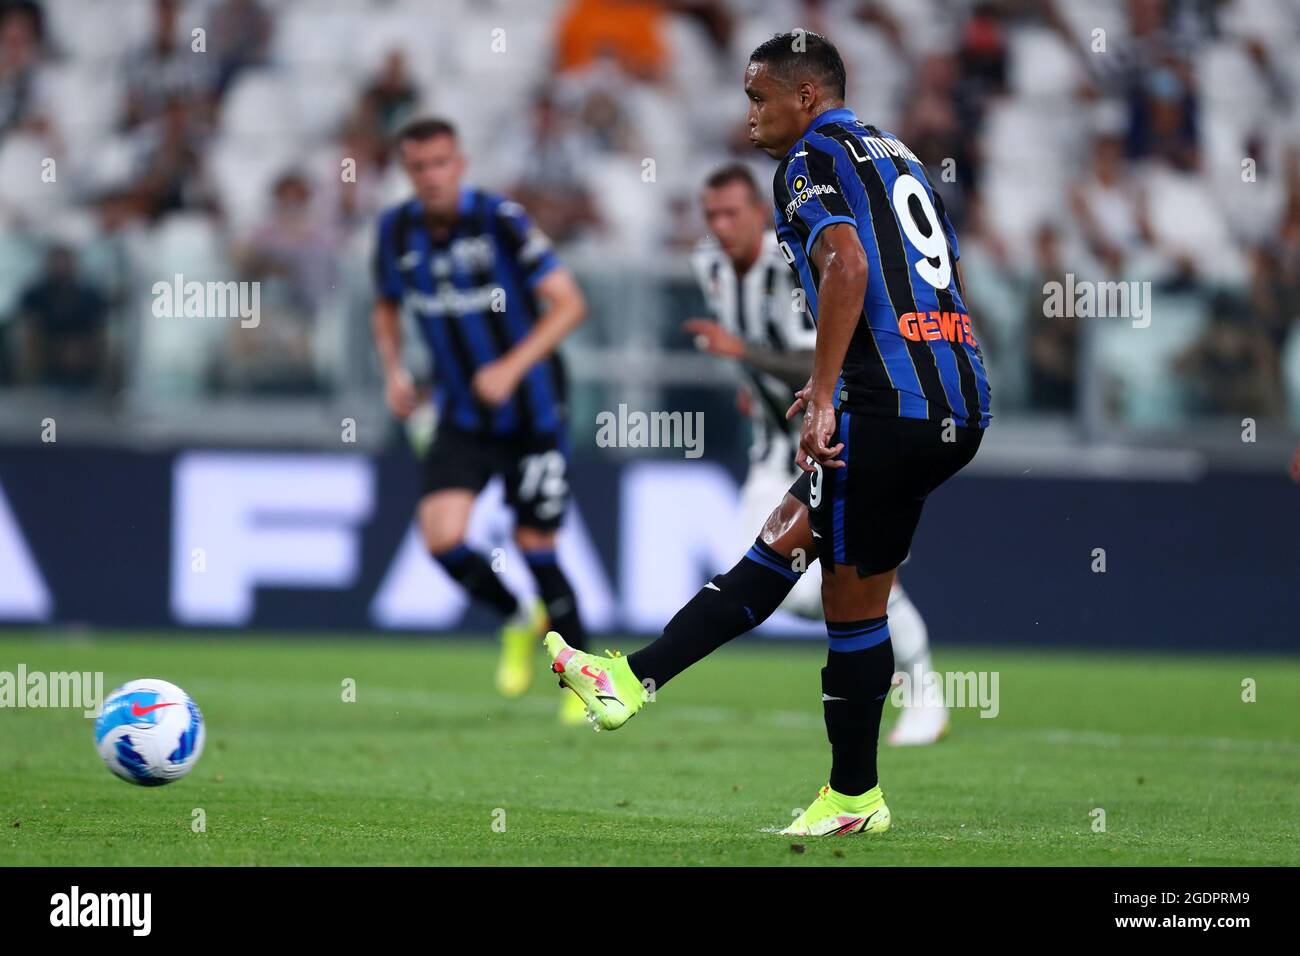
[{"xmin": 93, "ymin": 679, "xmax": 205, "ymax": 786}]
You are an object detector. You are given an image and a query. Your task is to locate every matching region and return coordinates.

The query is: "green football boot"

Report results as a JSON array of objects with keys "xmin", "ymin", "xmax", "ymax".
[
  {"xmin": 781, "ymin": 784, "xmax": 891, "ymax": 836},
  {"xmin": 544, "ymin": 632, "xmax": 648, "ymax": 731}
]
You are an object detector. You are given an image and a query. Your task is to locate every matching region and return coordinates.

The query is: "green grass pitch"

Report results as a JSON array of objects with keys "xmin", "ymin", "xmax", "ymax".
[{"xmin": 1, "ymin": 632, "xmax": 1297, "ymax": 866}]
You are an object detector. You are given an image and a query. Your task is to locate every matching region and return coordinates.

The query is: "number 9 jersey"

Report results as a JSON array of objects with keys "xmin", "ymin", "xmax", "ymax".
[{"xmin": 772, "ymin": 108, "xmax": 991, "ymax": 429}]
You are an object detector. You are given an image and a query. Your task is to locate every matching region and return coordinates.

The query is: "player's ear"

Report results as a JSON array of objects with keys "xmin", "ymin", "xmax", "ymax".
[{"xmin": 798, "ymin": 80, "xmax": 817, "ymax": 111}]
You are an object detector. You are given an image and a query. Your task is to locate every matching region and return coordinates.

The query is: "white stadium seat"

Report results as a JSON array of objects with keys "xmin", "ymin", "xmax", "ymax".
[
  {"xmin": 207, "ymin": 133, "xmax": 301, "ymax": 231},
  {"xmin": 129, "ymin": 212, "xmax": 232, "ymax": 395},
  {"xmin": 219, "ymin": 68, "xmax": 300, "ymax": 139},
  {"xmin": 270, "ymin": 6, "xmax": 366, "ymax": 74}
]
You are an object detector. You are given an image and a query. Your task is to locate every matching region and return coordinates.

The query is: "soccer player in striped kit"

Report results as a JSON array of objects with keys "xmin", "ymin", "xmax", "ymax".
[
  {"xmin": 372, "ymin": 118, "xmax": 591, "ymax": 724},
  {"xmin": 545, "ymin": 32, "xmax": 990, "ymax": 834},
  {"xmin": 688, "ymin": 162, "xmax": 953, "ymax": 747}
]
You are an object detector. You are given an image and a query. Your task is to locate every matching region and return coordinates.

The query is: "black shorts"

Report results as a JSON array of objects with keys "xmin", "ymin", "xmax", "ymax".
[
  {"xmin": 788, "ymin": 413, "xmax": 983, "ymax": 576},
  {"xmin": 420, "ymin": 426, "xmax": 570, "ymax": 531}
]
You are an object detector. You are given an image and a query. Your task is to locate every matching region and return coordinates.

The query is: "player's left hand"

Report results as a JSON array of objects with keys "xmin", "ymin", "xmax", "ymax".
[
  {"xmin": 683, "ymin": 318, "xmax": 744, "ymax": 359},
  {"xmin": 472, "ymin": 358, "xmax": 522, "ymax": 408},
  {"xmin": 1289, "ymin": 446, "xmax": 1300, "ymax": 483},
  {"xmin": 797, "ymin": 394, "xmax": 844, "ymax": 473}
]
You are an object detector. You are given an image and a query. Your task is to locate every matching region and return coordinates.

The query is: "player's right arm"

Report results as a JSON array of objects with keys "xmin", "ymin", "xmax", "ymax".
[
  {"xmin": 795, "ymin": 222, "xmax": 867, "ymax": 472},
  {"xmin": 371, "ymin": 297, "xmax": 417, "ymax": 420},
  {"xmin": 371, "ymin": 208, "xmax": 417, "ymax": 420},
  {"xmin": 682, "ymin": 317, "xmax": 811, "ymax": 388},
  {"xmin": 745, "ymin": 266, "xmax": 817, "ymax": 388},
  {"xmin": 776, "ymin": 139, "xmax": 865, "ymax": 468}
]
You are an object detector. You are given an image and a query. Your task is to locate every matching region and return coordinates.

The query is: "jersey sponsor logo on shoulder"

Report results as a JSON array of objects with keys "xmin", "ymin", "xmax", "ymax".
[{"xmin": 784, "ymin": 178, "xmax": 839, "ymax": 222}]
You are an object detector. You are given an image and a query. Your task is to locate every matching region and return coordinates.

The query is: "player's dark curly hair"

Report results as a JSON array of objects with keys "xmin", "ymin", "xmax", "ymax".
[{"xmin": 748, "ymin": 30, "xmax": 846, "ymax": 100}]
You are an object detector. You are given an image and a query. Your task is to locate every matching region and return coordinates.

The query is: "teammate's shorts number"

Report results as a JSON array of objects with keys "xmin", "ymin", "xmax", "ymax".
[
  {"xmin": 807, "ymin": 460, "xmax": 824, "ymax": 509},
  {"xmin": 518, "ymin": 450, "xmax": 568, "ymax": 522}
]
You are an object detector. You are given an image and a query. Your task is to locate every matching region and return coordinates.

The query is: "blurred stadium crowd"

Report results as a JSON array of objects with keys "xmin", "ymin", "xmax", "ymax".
[{"xmin": 2, "ymin": 0, "xmax": 1299, "ymax": 443}]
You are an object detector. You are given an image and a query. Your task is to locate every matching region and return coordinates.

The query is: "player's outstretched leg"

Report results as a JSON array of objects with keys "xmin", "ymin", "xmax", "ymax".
[
  {"xmin": 886, "ymin": 580, "xmax": 948, "ymax": 746},
  {"xmin": 625, "ymin": 538, "xmax": 800, "ymax": 691},
  {"xmin": 544, "ymin": 537, "xmax": 799, "ymax": 730},
  {"xmin": 625, "ymin": 493, "xmax": 813, "ymax": 693},
  {"xmin": 545, "ymin": 493, "xmax": 815, "ymax": 730}
]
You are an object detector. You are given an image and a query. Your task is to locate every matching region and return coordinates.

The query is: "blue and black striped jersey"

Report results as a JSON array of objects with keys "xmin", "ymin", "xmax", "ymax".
[
  {"xmin": 373, "ymin": 187, "xmax": 567, "ymax": 437},
  {"xmin": 773, "ymin": 107, "xmax": 992, "ymax": 429}
]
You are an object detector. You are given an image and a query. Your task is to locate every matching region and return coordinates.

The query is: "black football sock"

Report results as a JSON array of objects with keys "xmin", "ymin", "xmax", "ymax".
[
  {"xmin": 822, "ymin": 616, "xmax": 894, "ymax": 797},
  {"xmin": 522, "ymin": 548, "xmax": 587, "ymax": 651},
  {"xmin": 433, "ymin": 544, "xmax": 520, "ymax": 619},
  {"xmin": 627, "ymin": 538, "xmax": 801, "ymax": 691}
]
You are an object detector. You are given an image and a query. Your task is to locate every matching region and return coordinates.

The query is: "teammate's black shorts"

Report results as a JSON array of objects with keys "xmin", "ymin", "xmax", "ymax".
[
  {"xmin": 788, "ymin": 413, "xmax": 982, "ymax": 576},
  {"xmin": 420, "ymin": 425, "xmax": 570, "ymax": 531}
]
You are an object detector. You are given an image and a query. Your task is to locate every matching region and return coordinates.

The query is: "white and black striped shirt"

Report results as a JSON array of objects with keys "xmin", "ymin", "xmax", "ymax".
[{"xmin": 691, "ymin": 231, "xmax": 817, "ymax": 464}]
